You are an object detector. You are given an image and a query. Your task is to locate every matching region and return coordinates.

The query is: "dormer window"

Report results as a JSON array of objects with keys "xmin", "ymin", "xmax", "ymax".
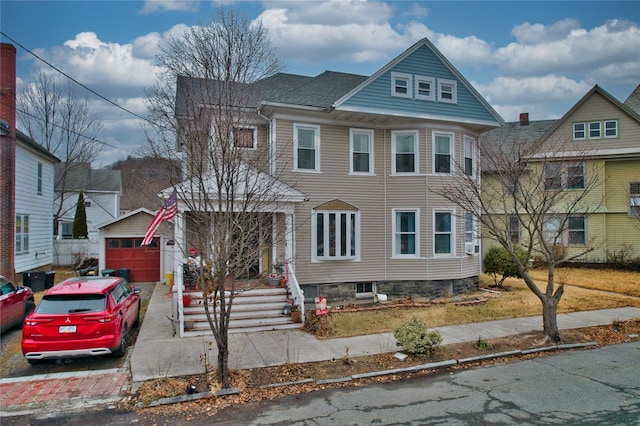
[
  {"xmin": 391, "ymin": 72, "xmax": 412, "ymax": 98},
  {"xmin": 438, "ymin": 79, "xmax": 457, "ymax": 104},
  {"xmin": 415, "ymin": 75, "xmax": 435, "ymax": 101}
]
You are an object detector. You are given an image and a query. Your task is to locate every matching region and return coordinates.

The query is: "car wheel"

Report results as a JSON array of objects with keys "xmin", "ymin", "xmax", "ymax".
[
  {"xmin": 27, "ymin": 359, "xmax": 41, "ymax": 366},
  {"xmin": 133, "ymin": 302, "xmax": 141, "ymax": 328},
  {"xmin": 112, "ymin": 325, "xmax": 128, "ymax": 358},
  {"xmin": 18, "ymin": 300, "xmax": 36, "ymax": 329}
]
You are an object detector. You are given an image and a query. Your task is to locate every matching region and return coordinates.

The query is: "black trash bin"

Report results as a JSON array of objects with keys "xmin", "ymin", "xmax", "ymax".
[
  {"xmin": 118, "ymin": 268, "xmax": 130, "ymax": 282},
  {"xmin": 23, "ymin": 271, "xmax": 45, "ymax": 292},
  {"xmin": 44, "ymin": 271, "xmax": 56, "ymax": 289},
  {"xmin": 101, "ymin": 269, "xmax": 116, "ymax": 277}
]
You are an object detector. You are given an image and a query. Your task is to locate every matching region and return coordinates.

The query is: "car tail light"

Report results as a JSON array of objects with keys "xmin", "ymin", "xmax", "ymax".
[
  {"xmin": 97, "ymin": 313, "xmax": 117, "ymax": 323},
  {"xmin": 24, "ymin": 318, "xmax": 53, "ymax": 326}
]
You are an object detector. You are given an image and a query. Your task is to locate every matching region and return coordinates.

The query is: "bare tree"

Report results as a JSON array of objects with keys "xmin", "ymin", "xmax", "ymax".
[
  {"xmin": 143, "ymin": 7, "xmax": 288, "ymax": 388},
  {"xmin": 432, "ymin": 130, "xmax": 603, "ymax": 341},
  {"xmin": 17, "ymin": 71, "xmax": 105, "ymax": 229}
]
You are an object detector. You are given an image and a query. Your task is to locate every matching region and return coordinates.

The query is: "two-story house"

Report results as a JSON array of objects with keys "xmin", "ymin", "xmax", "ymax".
[
  {"xmin": 171, "ymin": 38, "xmax": 503, "ymax": 307},
  {"xmin": 480, "ymin": 85, "xmax": 640, "ymax": 262}
]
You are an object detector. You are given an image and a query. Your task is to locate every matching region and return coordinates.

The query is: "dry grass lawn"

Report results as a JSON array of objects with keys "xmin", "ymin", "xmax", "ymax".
[{"xmin": 325, "ymin": 268, "xmax": 640, "ymax": 338}]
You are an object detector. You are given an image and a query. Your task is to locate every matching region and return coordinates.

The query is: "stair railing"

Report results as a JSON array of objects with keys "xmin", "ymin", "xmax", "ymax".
[{"xmin": 285, "ymin": 259, "xmax": 305, "ymax": 321}]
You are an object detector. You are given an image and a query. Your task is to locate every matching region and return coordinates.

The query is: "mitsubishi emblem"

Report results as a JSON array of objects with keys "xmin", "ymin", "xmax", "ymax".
[{"xmin": 65, "ymin": 317, "xmax": 71, "ymax": 323}]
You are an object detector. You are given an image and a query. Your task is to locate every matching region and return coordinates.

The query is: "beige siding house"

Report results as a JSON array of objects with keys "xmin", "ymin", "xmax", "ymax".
[{"xmin": 173, "ymin": 38, "xmax": 503, "ymax": 306}]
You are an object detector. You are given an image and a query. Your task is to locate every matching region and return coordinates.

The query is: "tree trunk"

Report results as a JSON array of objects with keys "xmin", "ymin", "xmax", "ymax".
[
  {"xmin": 542, "ymin": 297, "xmax": 561, "ymax": 342},
  {"xmin": 216, "ymin": 342, "xmax": 230, "ymax": 388}
]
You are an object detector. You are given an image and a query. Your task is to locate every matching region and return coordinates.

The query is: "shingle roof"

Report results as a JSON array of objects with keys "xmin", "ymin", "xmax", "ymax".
[
  {"xmin": 54, "ymin": 162, "xmax": 121, "ymax": 192},
  {"xmin": 624, "ymin": 84, "xmax": 640, "ymax": 114}
]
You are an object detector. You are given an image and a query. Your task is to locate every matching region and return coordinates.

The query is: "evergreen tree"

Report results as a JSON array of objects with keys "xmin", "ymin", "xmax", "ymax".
[{"xmin": 72, "ymin": 191, "xmax": 88, "ymax": 239}]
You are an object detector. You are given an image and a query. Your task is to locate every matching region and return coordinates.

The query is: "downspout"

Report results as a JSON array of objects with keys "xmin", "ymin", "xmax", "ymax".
[{"xmin": 383, "ymin": 128, "xmax": 388, "ymax": 280}]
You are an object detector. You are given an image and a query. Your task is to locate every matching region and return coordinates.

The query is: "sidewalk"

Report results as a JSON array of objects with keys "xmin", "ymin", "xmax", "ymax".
[{"xmin": 2, "ymin": 281, "xmax": 639, "ymax": 418}]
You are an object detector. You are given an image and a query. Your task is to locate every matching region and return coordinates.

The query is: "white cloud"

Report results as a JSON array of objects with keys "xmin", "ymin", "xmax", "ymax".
[
  {"xmin": 474, "ymin": 75, "xmax": 592, "ymax": 105},
  {"xmin": 140, "ymin": 0, "xmax": 199, "ymax": 14},
  {"xmin": 432, "ymin": 34, "xmax": 493, "ymax": 67},
  {"xmin": 401, "ymin": 3, "xmax": 428, "ymax": 19},
  {"xmin": 493, "ymin": 19, "xmax": 640, "ymax": 79},
  {"xmin": 511, "ymin": 18, "xmax": 580, "ymax": 44},
  {"xmin": 263, "ymin": 0, "xmax": 393, "ymax": 26}
]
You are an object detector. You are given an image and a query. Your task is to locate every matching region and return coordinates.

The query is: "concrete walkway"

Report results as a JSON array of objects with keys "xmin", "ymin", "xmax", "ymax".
[
  {"xmin": 1, "ymin": 281, "xmax": 638, "ymax": 418},
  {"xmin": 128, "ymin": 282, "xmax": 640, "ymax": 387}
]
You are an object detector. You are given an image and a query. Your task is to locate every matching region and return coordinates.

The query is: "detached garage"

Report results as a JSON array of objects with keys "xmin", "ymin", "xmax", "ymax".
[{"xmin": 97, "ymin": 208, "xmax": 175, "ymax": 283}]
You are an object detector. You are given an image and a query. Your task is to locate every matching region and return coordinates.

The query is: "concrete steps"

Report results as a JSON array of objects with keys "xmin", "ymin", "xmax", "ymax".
[{"xmin": 181, "ymin": 285, "xmax": 302, "ymax": 335}]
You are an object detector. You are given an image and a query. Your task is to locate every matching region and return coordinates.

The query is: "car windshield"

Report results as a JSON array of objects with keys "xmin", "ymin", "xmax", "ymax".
[{"xmin": 36, "ymin": 294, "xmax": 107, "ymax": 314}]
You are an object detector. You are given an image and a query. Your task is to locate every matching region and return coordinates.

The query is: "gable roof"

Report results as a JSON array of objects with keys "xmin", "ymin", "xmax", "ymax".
[
  {"xmin": 55, "ymin": 162, "xmax": 122, "ymax": 193},
  {"xmin": 0, "ymin": 122, "xmax": 60, "ymax": 163},
  {"xmin": 624, "ymin": 84, "xmax": 640, "ymax": 114},
  {"xmin": 541, "ymin": 85, "xmax": 640, "ymax": 139},
  {"xmin": 96, "ymin": 207, "xmax": 159, "ymax": 229}
]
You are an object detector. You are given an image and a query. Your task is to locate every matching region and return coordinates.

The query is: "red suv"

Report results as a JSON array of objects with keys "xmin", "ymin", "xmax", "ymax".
[
  {"xmin": 1, "ymin": 275, "xmax": 35, "ymax": 334},
  {"xmin": 22, "ymin": 277, "xmax": 141, "ymax": 365}
]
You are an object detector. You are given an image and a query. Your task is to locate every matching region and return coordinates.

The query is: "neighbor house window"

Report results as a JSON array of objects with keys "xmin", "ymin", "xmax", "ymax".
[
  {"xmin": 393, "ymin": 209, "xmax": 418, "ymax": 257},
  {"xmin": 391, "ymin": 72, "xmax": 412, "ymax": 98},
  {"xmin": 415, "ymin": 75, "xmax": 435, "ymax": 101},
  {"xmin": 604, "ymin": 120, "xmax": 618, "ymax": 138},
  {"xmin": 438, "ymin": 79, "xmax": 457, "ymax": 104},
  {"xmin": 433, "ymin": 132, "xmax": 453, "ymax": 174},
  {"xmin": 15, "ymin": 214, "xmax": 29, "ymax": 254},
  {"xmin": 589, "ymin": 121, "xmax": 601, "ymax": 139},
  {"xmin": 294, "ymin": 123, "xmax": 320, "ymax": 172},
  {"xmin": 434, "ymin": 210, "xmax": 453, "ymax": 255},
  {"xmin": 508, "ymin": 215, "xmax": 520, "ymax": 243},
  {"xmin": 544, "ymin": 162, "xmax": 585, "ymax": 190},
  {"xmin": 350, "ymin": 129, "xmax": 374, "ymax": 174},
  {"xmin": 463, "ymin": 136, "xmax": 475, "ymax": 176},
  {"xmin": 356, "ymin": 282, "xmax": 376, "ymax": 298},
  {"xmin": 37, "ymin": 162, "xmax": 43, "ymax": 195},
  {"xmin": 544, "ymin": 163, "xmax": 563, "ymax": 190},
  {"xmin": 567, "ymin": 162, "xmax": 585, "ymax": 189},
  {"xmin": 61, "ymin": 222, "xmax": 73, "ymax": 240},
  {"xmin": 233, "ymin": 127, "xmax": 256, "ymax": 149},
  {"xmin": 465, "ymin": 212, "xmax": 477, "ymax": 243},
  {"xmin": 568, "ymin": 216, "xmax": 586, "ymax": 245},
  {"xmin": 392, "ymin": 130, "xmax": 418, "ymax": 174},
  {"xmin": 630, "ymin": 182, "xmax": 640, "ymax": 217},
  {"xmin": 314, "ymin": 209, "xmax": 359, "ymax": 260},
  {"xmin": 544, "ymin": 216, "xmax": 562, "ymax": 244},
  {"xmin": 573, "ymin": 123, "xmax": 586, "ymax": 140}
]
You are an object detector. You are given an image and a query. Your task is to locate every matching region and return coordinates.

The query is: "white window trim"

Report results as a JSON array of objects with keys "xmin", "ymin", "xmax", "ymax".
[
  {"xmin": 433, "ymin": 209, "xmax": 455, "ymax": 257},
  {"xmin": 37, "ymin": 162, "xmax": 43, "ymax": 195},
  {"xmin": 463, "ymin": 135, "xmax": 476, "ymax": 177},
  {"xmin": 349, "ymin": 128, "xmax": 375, "ymax": 175},
  {"xmin": 311, "ymin": 210, "xmax": 361, "ymax": 261},
  {"xmin": 391, "ymin": 130, "xmax": 419, "ymax": 175},
  {"xmin": 15, "ymin": 213, "xmax": 29, "ymax": 255},
  {"xmin": 293, "ymin": 123, "xmax": 321, "ymax": 173},
  {"xmin": 604, "ymin": 120, "xmax": 618, "ymax": 138},
  {"xmin": 415, "ymin": 75, "xmax": 435, "ymax": 101},
  {"xmin": 355, "ymin": 282, "xmax": 376, "ymax": 299},
  {"xmin": 438, "ymin": 78, "xmax": 457, "ymax": 104},
  {"xmin": 391, "ymin": 72, "xmax": 412, "ymax": 98},
  {"xmin": 588, "ymin": 121, "xmax": 601, "ymax": 139},
  {"xmin": 232, "ymin": 126, "xmax": 257, "ymax": 150},
  {"xmin": 392, "ymin": 208, "xmax": 420, "ymax": 259},
  {"xmin": 573, "ymin": 122, "xmax": 586, "ymax": 140},
  {"xmin": 432, "ymin": 131, "xmax": 455, "ymax": 175}
]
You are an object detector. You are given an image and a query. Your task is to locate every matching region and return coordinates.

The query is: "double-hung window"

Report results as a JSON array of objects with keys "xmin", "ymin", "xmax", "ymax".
[
  {"xmin": 545, "ymin": 162, "xmax": 585, "ymax": 190},
  {"xmin": 544, "ymin": 216, "xmax": 562, "ymax": 244},
  {"xmin": 294, "ymin": 123, "xmax": 320, "ymax": 172},
  {"xmin": 314, "ymin": 209, "xmax": 359, "ymax": 260},
  {"xmin": 629, "ymin": 182, "xmax": 640, "ymax": 217},
  {"xmin": 465, "ymin": 212, "xmax": 477, "ymax": 243},
  {"xmin": 589, "ymin": 122, "xmax": 601, "ymax": 139},
  {"xmin": 350, "ymin": 129, "xmax": 374, "ymax": 174},
  {"xmin": 438, "ymin": 79, "xmax": 457, "ymax": 104},
  {"xmin": 604, "ymin": 120, "xmax": 618, "ymax": 138},
  {"xmin": 392, "ymin": 131, "xmax": 418, "ymax": 174},
  {"xmin": 393, "ymin": 209, "xmax": 418, "ymax": 257},
  {"xmin": 573, "ymin": 123, "xmax": 586, "ymax": 140},
  {"xmin": 391, "ymin": 72, "xmax": 412, "ymax": 98},
  {"xmin": 434, "ymin": 210, "xmax": 453, "ymax": 255},
  {"xmin": 415, "ymin": 75, "xmax": 435, "ymax": 101},
  {"xmin": 463, "ymin": 136, "xmax": 475, "ymax": 176},
  {"xmin": 508, "ymin": 215, "xmax": 520, "ymax": 243},
  {"xmin": 15, "ymin": 214, "xmax": 29, "ymax": 254},
  {"xmin": 433, "ymin": 132, "xmax": 453, "ymax": 174},
  {"xmin": 233, "ymin": 127, "xmax": 256, "ymax": 149},
  {"xmin": 568, "ymin": 216, "xmax": 586, "ymax": 245},
  {"xmin": 567, "ymin": 162, "xmax": 585, "ymax": 189}
]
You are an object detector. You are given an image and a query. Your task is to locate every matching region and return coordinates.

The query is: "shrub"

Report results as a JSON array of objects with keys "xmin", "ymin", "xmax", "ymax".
[
  {"xmin": 393, "ymin": 316, "xmax": 443, "ymax": 355},
  {"xmin": 483, "ymin": 246, "xmax": 528, "ymax": 286}
]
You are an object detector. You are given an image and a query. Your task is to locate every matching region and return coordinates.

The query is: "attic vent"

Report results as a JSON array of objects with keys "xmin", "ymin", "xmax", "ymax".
[{"xmin": 519, "ymin": 113, "xmax": 529, "ymax": 126}]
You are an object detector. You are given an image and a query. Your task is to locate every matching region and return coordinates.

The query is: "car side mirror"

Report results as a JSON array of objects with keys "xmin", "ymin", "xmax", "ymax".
[{"xmin": 134, "ymin": 287, "xmax": 141, "ymax": 294}]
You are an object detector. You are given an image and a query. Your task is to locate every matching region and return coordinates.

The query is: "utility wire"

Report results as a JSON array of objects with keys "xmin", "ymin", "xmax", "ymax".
[{"xmin": 1, "ymin": 31, "xmax": 157, "ymax": 127}]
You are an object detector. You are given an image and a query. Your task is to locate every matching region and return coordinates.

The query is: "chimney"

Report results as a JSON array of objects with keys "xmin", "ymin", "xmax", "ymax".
[
  {"xmin": 519, "ymin": 112, "xmax": 529, "ymax": 126},
  {"xmin": 0, "ymin": 43, "xmax": 17, "ymax": 280}
]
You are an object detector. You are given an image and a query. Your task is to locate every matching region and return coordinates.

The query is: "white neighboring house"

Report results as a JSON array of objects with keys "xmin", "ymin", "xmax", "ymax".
[
  {"xmin": 53, "ymin": 162, "xmax": 121, "ymax": 264},
  {"xmin": 11, "ymin": 126, "xmax": 60, "ymax": 274}
]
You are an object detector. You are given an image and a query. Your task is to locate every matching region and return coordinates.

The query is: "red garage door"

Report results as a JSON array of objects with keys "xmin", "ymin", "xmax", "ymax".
[{"xmin": 105, "ymin": 237, "xmax": 160, "ymax": 283}]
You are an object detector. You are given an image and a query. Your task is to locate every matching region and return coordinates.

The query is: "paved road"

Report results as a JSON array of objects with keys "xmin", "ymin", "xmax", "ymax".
[{"xmin": 5, "ymin": 342, "xmax": 639, "ymax": 425}]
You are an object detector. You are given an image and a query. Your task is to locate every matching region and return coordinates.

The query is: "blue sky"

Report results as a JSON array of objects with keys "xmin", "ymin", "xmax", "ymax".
[{"xmin": 2, "ymin": 1, "xmax": 639, "ymax": 166}]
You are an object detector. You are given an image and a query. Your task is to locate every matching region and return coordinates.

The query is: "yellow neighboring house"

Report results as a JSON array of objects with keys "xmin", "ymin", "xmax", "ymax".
[{"xmin": 480, "ymin": 84, "xmax": 640, "ymax": 263}]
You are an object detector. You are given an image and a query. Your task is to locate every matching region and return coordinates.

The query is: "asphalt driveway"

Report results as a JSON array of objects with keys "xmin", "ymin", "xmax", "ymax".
[{"xmin": 0, "ymin": 282, "xmax": 155, "ymax": 379}]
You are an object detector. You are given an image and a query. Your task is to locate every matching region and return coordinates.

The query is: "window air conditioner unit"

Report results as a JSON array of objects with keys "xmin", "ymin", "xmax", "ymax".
[{"xmin": 465, "ymin": 242, "xmax": 480, "ymax": 255}]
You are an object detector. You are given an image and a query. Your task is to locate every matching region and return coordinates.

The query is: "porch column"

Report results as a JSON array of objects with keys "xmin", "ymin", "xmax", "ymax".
[
  {"xmin": 272, "ymin": 214, "xmax": 278, "ymax": 273},
  {"xmin": 174, "ymin": 210, "xmax": 185, "ymax": 337},
  {"xmin": 284, "ymin": 212, "xmax": 293, "ymax": 267}
]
